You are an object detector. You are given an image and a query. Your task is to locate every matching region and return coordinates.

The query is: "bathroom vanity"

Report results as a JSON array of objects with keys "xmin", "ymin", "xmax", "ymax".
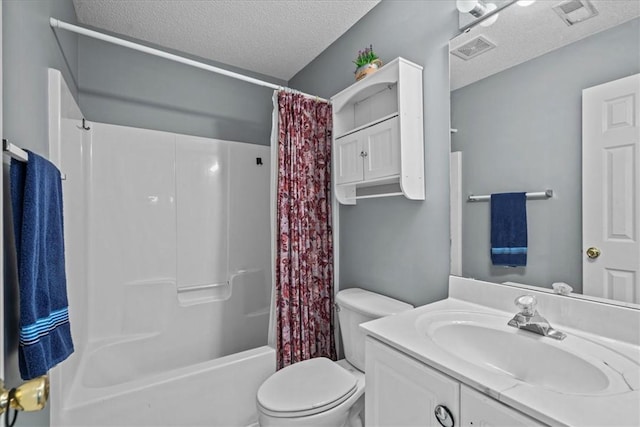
[{"xmin": 361, "ymin": 276, "xmax": 640, "ymax": 427}]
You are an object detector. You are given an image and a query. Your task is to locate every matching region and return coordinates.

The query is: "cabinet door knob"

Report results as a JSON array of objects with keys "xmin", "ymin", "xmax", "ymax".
[
  {"xmin": 360, "ymin": 151, "xmax": 368, "ymax": 158},
  {"xmin": 434, "ymin": 404, "xmax": 454, "ymax": 427}
]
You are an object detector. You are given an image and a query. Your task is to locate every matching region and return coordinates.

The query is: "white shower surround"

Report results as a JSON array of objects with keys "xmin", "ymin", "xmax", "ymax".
[{"xmin": 48, "ymin": 69, "xmax": 275, "ymax": 426}]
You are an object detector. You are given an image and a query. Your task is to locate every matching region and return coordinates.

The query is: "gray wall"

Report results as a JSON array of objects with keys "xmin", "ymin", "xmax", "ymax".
[
  {"xmin": 78, "ymin": 32, "xmax": 286, "ymax": 146},
  {"xmin": 451, "ymin": 18, "xmax": 640, "ymax": 292},
  {"xmin": 3, "ymin": 0, "xmax": 78, "ymax": 154},
  {"xmin": 3, "ymin": 2, "xmax": 79, "ymax": 426},
  {"xmin": 290, "ymin": 0, "xmax": 460, "ymax": 306}
]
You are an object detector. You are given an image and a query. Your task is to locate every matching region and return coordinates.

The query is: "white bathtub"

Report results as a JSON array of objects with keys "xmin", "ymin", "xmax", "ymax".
[{"xmin": 53, "ymin": 346, "xmax": 275, "ymax": 427}]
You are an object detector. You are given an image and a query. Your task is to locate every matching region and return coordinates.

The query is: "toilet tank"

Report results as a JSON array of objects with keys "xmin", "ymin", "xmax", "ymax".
[{"xmin": 336, "ymin": 288, "xmax": 413, "ymax": 371}]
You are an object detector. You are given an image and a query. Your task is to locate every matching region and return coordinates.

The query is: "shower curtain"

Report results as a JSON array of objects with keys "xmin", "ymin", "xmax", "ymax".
[{"xmin": 273, "ymin": 90, "xmax": 336, "ymax": 369}]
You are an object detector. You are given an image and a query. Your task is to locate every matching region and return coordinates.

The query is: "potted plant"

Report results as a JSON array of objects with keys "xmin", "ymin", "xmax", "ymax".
[{"xmin": 353, "ymin": 45, "xmax": 383, "ymax": 81}]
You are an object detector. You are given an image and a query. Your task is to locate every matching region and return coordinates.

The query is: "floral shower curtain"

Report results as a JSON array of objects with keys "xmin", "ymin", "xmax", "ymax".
[{"xmin": 275, "ymin": 90, "xmax": 336, "ymax": 370}]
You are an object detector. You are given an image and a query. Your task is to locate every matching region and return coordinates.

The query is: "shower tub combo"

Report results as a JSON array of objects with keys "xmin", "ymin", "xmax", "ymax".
[{"xmin": 48, "ymin": 70, "xmax": 275, "ymax": 426}]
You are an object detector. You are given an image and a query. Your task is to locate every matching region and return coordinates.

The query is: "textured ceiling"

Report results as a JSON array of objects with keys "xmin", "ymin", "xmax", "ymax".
[
  {"xmin": 450, "ymin": 0, "xmax": 640, "ymax": 91},
  {"xmin": 72, "ymin": 0, "xmax": 380, "ymax": 81}
]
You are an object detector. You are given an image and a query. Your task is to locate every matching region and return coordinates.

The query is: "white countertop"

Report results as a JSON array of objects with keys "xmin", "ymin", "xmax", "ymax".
[{"xmin": 360, "ymin": 277, "xmax": 640, "ymax": 427}]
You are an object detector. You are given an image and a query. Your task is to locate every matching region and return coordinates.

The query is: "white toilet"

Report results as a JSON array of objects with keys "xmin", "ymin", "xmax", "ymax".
[{"xmin": 256, "ymin": 288, "xmax": 413, "ymax": 427}]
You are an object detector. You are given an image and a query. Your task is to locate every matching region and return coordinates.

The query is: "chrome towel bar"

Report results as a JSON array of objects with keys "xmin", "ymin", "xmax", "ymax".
[
  {"xmin": 3, "ymin": 139, "xmax": 66, "ymax": 180},
  {"xmin": 467, "ymin": 189, "xmax": 553, "ymax": 202}
]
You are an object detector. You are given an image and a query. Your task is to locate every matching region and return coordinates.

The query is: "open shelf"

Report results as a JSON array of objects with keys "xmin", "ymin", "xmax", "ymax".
[{"xmin": 334, "ymin": 113, "xmax": 399, "ymax": 140}]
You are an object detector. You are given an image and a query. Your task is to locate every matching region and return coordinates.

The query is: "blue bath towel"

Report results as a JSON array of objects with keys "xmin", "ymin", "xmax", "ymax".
[
  {"xmin": 10, "ymin": 151, "xmax": 74, "ymax": 380},
  {"xmin": 490, "ymin": 192, "xmax": 527, "ymax": 267}
]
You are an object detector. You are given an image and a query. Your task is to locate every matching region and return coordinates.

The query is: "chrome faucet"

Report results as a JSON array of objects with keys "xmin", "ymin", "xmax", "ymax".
[{"xmin": 507, "ymin": 295, "xmax": 566, "ymax": 340}]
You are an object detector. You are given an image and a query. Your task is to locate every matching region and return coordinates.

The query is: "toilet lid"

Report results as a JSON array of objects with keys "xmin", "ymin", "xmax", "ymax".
[{"xmin": 257, "ymin": 357, "xmax": 357, "ymax": 417}]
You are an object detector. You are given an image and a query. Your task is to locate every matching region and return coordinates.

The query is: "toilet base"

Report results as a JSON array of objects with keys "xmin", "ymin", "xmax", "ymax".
[{"xmin": 258, "ymin": 395, "xmax": 363, "ymax": 427}]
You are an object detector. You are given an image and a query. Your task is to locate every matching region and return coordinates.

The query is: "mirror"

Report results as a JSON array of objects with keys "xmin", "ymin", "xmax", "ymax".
[{"xmin": 449, "ymin": 0, "xmax": 640, "ymax": 306}]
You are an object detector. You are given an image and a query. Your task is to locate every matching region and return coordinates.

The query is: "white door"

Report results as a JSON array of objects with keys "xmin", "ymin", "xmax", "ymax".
[
  {"xmin": 364, "ymin": 116, "xmax": 400, "ymax": 181},
  {"xmin": 583, "ymin": 73, "xmax": 640, "ymax": 303},
  {"xmin": 335, "ymin": 133, "xmax": 363, "ymax": 184}
]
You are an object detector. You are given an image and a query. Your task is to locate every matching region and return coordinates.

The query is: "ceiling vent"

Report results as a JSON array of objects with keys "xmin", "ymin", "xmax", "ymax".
[
  {"xmin": 450, "ymin": 35, "xmax": 496, "ymax": 61},
  {"xmin": 553, "ymin": 0, "xmax": 599, "ymax": 26}
]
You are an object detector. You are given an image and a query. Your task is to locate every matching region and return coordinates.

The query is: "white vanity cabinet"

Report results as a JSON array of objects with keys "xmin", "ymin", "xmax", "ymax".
[
  {"xmin": 365, "ymin": 337, "xmax": 459, "ymax": 426},
  {"xmin": 331, "ymin": 57, "xmax": 424, "ymax": 204},
  {"xmin": 365, "ymin": 337, "xmax": 546, "ymax": 427}
]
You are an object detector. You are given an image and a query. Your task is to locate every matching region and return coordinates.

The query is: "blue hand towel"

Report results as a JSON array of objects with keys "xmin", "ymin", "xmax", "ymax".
[
  {"xmin": 10, "ymin": 151, "xmax": 74, "ymax": 380},
  {"xmin": 490, "ymin": 192, "xmax": 527, "ymax": 267}
]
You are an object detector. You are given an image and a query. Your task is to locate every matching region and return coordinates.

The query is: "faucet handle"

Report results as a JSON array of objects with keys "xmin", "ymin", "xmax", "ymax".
[{"xmin": 514, "ymin": 295, "xmax": 537, "ymax": 316}]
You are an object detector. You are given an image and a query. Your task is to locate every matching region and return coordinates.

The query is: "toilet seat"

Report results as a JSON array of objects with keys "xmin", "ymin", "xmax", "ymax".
[{"xmin": 257, "ymin": 357, "xmax": 357, "ymax": 418}]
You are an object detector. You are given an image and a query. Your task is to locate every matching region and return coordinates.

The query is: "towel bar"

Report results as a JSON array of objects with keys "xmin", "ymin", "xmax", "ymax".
[
  {"xmin": 3, "ymin": 139, "xmax": 28, "ymax": 162},
  {"xmin": 3, "ymin": 139, "xmax": 67, "ymax": 180},
  {"xmin": 467, "ymin": 189, "xmax": 553, "ymax": 202}
]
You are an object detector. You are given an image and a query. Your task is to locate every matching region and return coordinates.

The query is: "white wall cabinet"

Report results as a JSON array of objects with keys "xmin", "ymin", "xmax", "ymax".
[
  {"xmin": 331, "ymin": 58, "xmax": 424, "ymax": 204},
  {"xmin": 336, "ymin": 116, "xmax": 400, "ymax": 185},
  {"xmin": 366, "ymin": 337, "xmax": 547, "ymax": 427}
]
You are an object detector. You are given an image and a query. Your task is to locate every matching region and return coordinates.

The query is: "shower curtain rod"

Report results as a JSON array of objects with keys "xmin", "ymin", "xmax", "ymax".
[{"xmin": 49, "ymin": 18, "xmax": 329, "ymax": 103}]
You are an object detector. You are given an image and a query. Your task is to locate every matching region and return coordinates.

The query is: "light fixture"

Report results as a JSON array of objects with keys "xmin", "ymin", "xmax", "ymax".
[
  {"xmin": 456, "ymin": 0, "xmax": 490, "ymax": 18},
  {"xmin": 516, "ymin": 0, "xmax": 537, "ymax": 6},
  {"xmin": 456, "ymin": 0, "xmax": 500, "ymax": 27},
  {"xmin": 479, "ymin": 3, "xmax": 499, "ymax": 27}
]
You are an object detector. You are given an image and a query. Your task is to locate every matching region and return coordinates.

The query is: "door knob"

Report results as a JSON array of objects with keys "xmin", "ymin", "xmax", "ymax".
[
  {"xmin": 586, "ymin": 247, "xmax": 601, "ymax": 259},
  {"xmin": 0, "ymin": 376, "xmax": 49, "ymax": 414}
]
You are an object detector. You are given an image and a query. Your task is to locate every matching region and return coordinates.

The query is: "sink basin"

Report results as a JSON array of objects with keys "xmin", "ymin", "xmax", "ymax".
[{"xmin": 415, "ymin": 311, "xmax": 639, "ymax": 396}]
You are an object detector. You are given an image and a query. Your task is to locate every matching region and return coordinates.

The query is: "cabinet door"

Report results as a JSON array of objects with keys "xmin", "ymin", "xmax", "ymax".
[
  {"xmin": 366, "ymin": 337, "xmax": 459, "ymax": 427},
  {"xmin": 363, "ymin": 116, "xmax": 400, "ymax": 181},
  {"xmin": 335, "ymin": 133, "xmax": 363, "ymax": 184},
  {"xmin": 460, "ymin": 385, "xmax": 546, "ymax": 427}
]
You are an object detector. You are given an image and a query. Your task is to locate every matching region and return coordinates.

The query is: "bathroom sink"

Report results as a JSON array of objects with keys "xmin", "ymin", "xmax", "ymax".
[{"xmin": 415, "ymin": 311, "xmax": 639, "ymax": 396}]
